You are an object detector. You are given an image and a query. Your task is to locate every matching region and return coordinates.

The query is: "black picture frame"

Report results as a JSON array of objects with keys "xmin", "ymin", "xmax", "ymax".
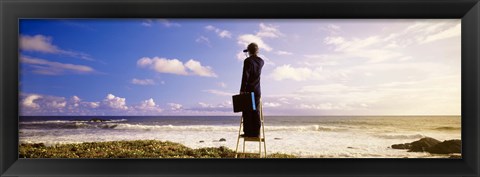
[{"xmin": 1, "ymin": 0, "xmax": 479, "ymax": 176}]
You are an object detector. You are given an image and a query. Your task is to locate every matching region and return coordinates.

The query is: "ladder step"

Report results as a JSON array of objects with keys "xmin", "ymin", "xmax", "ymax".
[
  {"xmin": 239, "ymin": 135, "xmax": 265, "ymax": 141},
  {"xmin": 241, "ymin": 137, "xmax": 265, "ymax": 141}
]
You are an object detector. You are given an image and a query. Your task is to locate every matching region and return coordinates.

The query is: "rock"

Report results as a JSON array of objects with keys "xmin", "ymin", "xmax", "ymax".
[
  {"xmin": 219, "ymin": 138, "xmax": 226, "ymax": 142},
  {"xmin": 274, "ymin": 138, "xmax": 282, "ymax": 140},
  {"xmin": 199, "ymin": 140, "xmax": 204, "ymax": 143},
  {"xmin": 408, "ymin": 137, "xmax": 441, "ymax": 152},
  {"xmin": 427, "ymin": 140, "xmax": 461, "ymax": 154},
  {"xmin": 391, "ymin": 143, "xmax": 411, "ymax": 149}
]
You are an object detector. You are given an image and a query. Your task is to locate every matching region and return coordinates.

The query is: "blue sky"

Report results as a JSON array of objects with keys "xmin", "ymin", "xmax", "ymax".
[{"xmin": 19, "ymin": 19, "xmax": 461, "ymax": 116}]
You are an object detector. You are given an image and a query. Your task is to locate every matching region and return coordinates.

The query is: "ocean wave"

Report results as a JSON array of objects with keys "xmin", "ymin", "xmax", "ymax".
[
  {"xmin": 20, "ymin": 121, "xmax": 349, "ymax": 132},
  {"xmin": 20, "ymin": 119, "xmax": 128, "ymax": 125},
  {"xmin": 433, "ymin": 126, "xmax": 461, "ymax": 131},
  {"xmin": 374, "ymin": 134, "xmax": 425, "ymax": 139},
  {"xmin": 111, "ymin": 124, "xmax": 238, "ymax": 131},
  {"xmin": 107, "ymin": 123, "xmax": 347, "ymax": 132}
]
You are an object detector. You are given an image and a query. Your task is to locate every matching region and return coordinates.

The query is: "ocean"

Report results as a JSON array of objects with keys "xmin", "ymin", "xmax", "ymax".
[{"xmin": 19, "ymin": 116, "xmax": 461, "ymax": 158}]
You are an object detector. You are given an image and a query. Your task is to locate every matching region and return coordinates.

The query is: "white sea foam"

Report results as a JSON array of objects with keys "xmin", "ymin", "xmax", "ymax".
[
  {"xmin": 108, "ymin": 123, "xmax": 348, "ymax": 132},
  {"xmin": 373, "ymin": 134, "xmax": 426, "ymax": 139}
]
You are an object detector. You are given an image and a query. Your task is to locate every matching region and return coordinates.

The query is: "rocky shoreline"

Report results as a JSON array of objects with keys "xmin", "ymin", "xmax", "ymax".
[{"xmin": 391, "ymin": 137, "xmax": 461, "ymax": 158}]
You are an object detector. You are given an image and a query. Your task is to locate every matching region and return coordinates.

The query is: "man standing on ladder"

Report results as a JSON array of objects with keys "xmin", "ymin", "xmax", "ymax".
[{"xmin": 240, "ymin": 43, "xmax": 264, "ymax": 137}]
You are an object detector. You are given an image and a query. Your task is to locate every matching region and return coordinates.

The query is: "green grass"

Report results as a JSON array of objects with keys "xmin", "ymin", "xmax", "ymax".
[{"xmin": 19, "ymin": 140, "xmax": 297, "ymax": 158}]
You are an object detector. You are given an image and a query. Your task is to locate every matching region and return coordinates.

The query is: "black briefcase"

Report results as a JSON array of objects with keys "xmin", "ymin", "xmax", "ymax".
[{"xmin": 232, "ymin": 92, "xmax": 256, "ymax": 113}]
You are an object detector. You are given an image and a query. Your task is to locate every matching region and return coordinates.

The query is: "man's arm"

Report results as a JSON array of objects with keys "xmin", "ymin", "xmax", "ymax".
[{"xmin": 240, "ymin": 59, "xmax": 251, "ymax": 93}]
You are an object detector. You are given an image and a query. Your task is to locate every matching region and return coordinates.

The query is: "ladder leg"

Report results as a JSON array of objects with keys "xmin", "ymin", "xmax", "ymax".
[
  {"xmin": 259, "ymin": 140, "xmax": 262, "ymax": 158},
  {"xmin": 243, "ymin": 139, "xmax": 246, "ymax": 158},
  {"xmin": 262, "ymin": 122, "xmax": 266, "ymax": 158},
  {"xmin": 235, "ymin": 137, "xmax": 240, "ymax": 158},
  {"xmin": 260, "ymin": 99, "xmax": 267, "ymax": 158},
  {"xmin": 264, "ymin": 140, "xmax": 267, "ymax": 158},
  {"xmin": 235, "ymin": 117, "xmax": 243, "ymax": 158}
]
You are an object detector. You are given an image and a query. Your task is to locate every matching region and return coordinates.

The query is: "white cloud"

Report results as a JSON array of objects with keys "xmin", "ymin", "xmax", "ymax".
[
  {"xmin": 71, "ymin": 95, "xmax": 81, "ymax": 102},
  {"xmin": 137, "ymin": 57, "xmax": 217, "ymax": 77},
  {"xmin": 381, "ymin": 19, "xmax": 460, "ymax": 46},
  {"xmin": 205, "ymin": 25, "xmax": 232, "ymax": 38},
  {"xmin": 20, "ymin": 93, "xmax": 100, "ymax": 115},
  {"xmin": 135, "ymin": 98, "xmax": 162, "ymax": 113},
  {"xmin": 185, "ymin": 59, "xmax": 218, "ymax": 77},
  {"xmin": 168, "ymin": 103, "xmax": 183, "ymax": 111},
  {"xmin": 198, "ymin": 102, "xmax": 213, "ymax": 108},
  {"xmin": 21, "ymin": 55, "xmax": 95, "ymax": 75},
  {"xmin": 263, "ymin": 102, "xmax": 281, "ymax": 108},
  {"xmin": 273, "ymin": 69, "xmax": 460, "ymax": 115},
  {"xmin": 20, "ymin": 35, "xmax": 60, "ymax": 53},
  {"xmin": 67, "ymin": 95, "xmax": 99, "ymax": 110},
  {"xmin": 219, "ymin": 31, "xmax": 232, "ymax": 38},
  {"xmin": 101, "ymin": 94, "xmax": 128, "ymax": 110},
  {"xmin": 324, "ymin": 36, "xmax": 346, "ymax": 46},
  {"xmin": 141, "ymin": 19, "xmax": 153, "ymax": 27},
  {"xmin": 197, "ymin": 101, "xmax": 231, "ymax": 109},
  {"xmin": 137, "ymin": 57, "xmax": 188, "ymax": 75},
  {"xmin": 322, "ymin": 34, "xmax": 406, "ymax": 63},
  {"xmin": 256, "ymin": 23, "xmax": 283, "ymax": 38},
  {"xmin": 22, "ymin": 94, "xmax": 42, "ymax": 109},
  {"xmin": 270, "ymin": 65, "xmax": 316, "ymax": 81},
  {"xmin": 196, "ymin": 36, "xmax": 211, "ymax": 47},
  {"xmin": 275, "ymin": 50, "xmax": 293, "ymax": 56},
  {"xmin": 89, "ymin": 102, "xmax": 100, "ymax": 108},
  {"xmin": 131, "ymin": 78, "xmax": 156, "ymax": 85},
  {"xmin": 298, "ymin": 103, "xmax": 350, "ymax": 111},
  {"xmin": 47, "ymin": 100, "xmax": 67, "ymax": 109},
  {"xmin": 419, "ymin": 23, "xmax": 460, "ymax": 44},
  {"xmin": 237, "ymin": 34, "xmax": 272, "ymax": 52},
  {"xmin": 203, "ymin": 89, "xmax": 235, "ymax": 96},
  {"xmin": 320, "ymin": 24, "xmax": 342, "ymax": 35},
  {"xmin": 20, "ymin": 35, "xmax": 93, "ymax": 60},
  {"xmin": 158, "ymin": 19, "xmax": 181, "ymax": 27},
  {"xmin": 69, "ymin": 95, "xmax": 82, "ymax": 110},
  {"xmin": 70, "ymin": 95, "xmax": 81, "ymax": 107},
  {"xmin": 19, "ymin": 93, "xmax": 170, "ymax": 115},
  {"xmin": 173, "ymin": 100, "xmax": 233, "ymax": 115},
  {"xmin": 316, "ymin": 21, "xmax": 458, "ymax": 65},
  {"xmin": 237, "ymin": 23, "xmax": 283, "ymax": 53}
]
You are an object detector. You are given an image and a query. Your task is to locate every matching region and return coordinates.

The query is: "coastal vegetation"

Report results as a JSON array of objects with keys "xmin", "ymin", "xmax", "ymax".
[{"xmin": 19, "ymin": 140, "xmax": 296, "ymax": 158}]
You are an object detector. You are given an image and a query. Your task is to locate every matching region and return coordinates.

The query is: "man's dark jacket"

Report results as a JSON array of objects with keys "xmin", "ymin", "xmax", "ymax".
[{"xmin": 240, "ymin": 55, "xmax": 264, "ymax": 137}]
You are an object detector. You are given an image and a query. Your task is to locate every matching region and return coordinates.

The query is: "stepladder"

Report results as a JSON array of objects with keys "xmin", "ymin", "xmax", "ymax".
[{"xmin": 234, "ymin": 99, "xmax": 266, "ymax": 158}]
